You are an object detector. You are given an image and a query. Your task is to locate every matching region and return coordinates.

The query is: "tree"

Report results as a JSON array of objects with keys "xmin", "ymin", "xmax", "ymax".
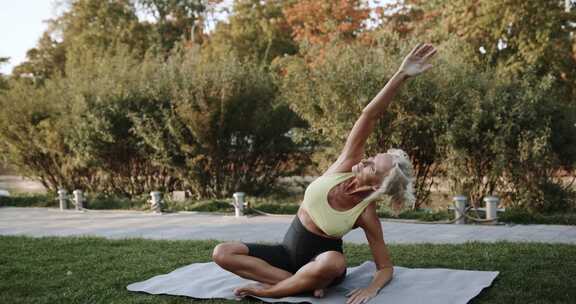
[
  {"xmin": 0, "ymin": 57, "xmax": 9, "ymax": 90},
  {"xmin": 130, "ymin": 47, "xmax": 311, "ymax": 198},
  {"xmin": 283, "ymin": 0, "xmax": 371, "ymax": 45},
  {"xmin": 12, "ymin": 33, "xmax": 66, "ymax": 82},
  {"xmin": 13, "ymin": 0, "xmax": 155, "ymax": 83},
  {"xmin": 206, "ymin": 0, "xmax": 298, "ymax": 63},
  {"xmin": 55, "ymin": 0, "xmax": 153, "ymax": 56},
  {"xmin": 136, "ymin": 0, "xmax": 221, "ymax": 50},
  {"xmin": 377, "ymin": 0, "xmax": 576, "ymax": 98},
  {"xmin": 275, "ymin": 35, "xmax": 449, "ymax": 207}
]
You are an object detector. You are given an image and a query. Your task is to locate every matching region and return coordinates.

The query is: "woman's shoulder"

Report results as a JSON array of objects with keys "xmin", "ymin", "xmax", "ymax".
[
  {"xmin": 321, "ymin": 168, "xmax": 353, "ymax": 177},
  {"xmin": 355, "ymin": 202, "xmax": 380, "ymax": 230}
]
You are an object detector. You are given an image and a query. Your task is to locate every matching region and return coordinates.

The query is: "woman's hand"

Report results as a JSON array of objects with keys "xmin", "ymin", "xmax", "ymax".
[
  {"xmin": 345, "ymin": 287, "xmax": 379, "ymax": 304},
  {"xmin": 397, "ymin": 43, "xmax": 437, "ymax": 77}
]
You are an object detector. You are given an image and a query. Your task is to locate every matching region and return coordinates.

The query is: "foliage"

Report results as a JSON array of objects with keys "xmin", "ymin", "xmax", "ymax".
[
  {"xmin": 274, "ymin": 34, "xmax": 457, "ymax": 208},
  {"xmin": 375, "ymin": 207, "xmax": 452, "ymax": 222},
  {"xmin": 0, "ymin": 78, "xmax": 73, "ymax": 193},
  {"xmin": 136, "ymin": 0, "xmax": 219, "ymax": 50},
  {"xmin": 397, "ymin": 208, "xmax": 452, "ymax": 222},
  {"xmin": 164, "ymin": 199, "xmax": 234, "ymax": 212},
  {"xmin": 441, "ymin": 68, "xmax": 576, "ymax": 211},
  {"xmin": 499, "ymin": 208, "xmax": 576, "ymax": 226},
  {"xmin": 2, "ymin": 0, "xmax": 575, "ymax": 215},
  {"xmin": 283, "ymin": 0, "xmax": 371, "ymax": 45},
  {"xmin": 0, "ymin": 193, "xmax": 54, "ymax": 208},
  {"xmin": 55, "ymin": 0, "xmax": 154, "ymax": 56},
  {"xmin": 247, "ymin": 202, "xmax": 300, "ymax": 215},
  {"xmin": 113, "ymin": 47, "xmax": 309, "ymax": 198},
  {"xmin": 60, "ymin": 48, "xmax": 178, "ymax": 197},
  {"xmin": 11, "ymin": 33, "xmax": 67, "ymax": 82},
  {"xmin": 1, "ymin": 43, "xmax": 312, "ymax": 199},
  {"xmin": 378, "ymin": 0, "xmax": 576, "ymax": 98},
  {"xmin": 206, "ymin": 0, "xmax": 298, "ymax": 63},
  {"xmin": 0, "ymin": 57, "xmax": 8, "ymax": 90},
  {"xmin": 84, "ymin": 193, "xmax": 148, "ymax": 210},
  {"xmin": 13, "ymin": 0, "xmax": 156, "ymax": 82}
]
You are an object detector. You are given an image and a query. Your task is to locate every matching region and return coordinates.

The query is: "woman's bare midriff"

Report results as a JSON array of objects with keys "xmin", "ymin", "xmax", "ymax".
[{"xmin": 297, "ymin": 207, "xmax": 342, "ymax": 240}]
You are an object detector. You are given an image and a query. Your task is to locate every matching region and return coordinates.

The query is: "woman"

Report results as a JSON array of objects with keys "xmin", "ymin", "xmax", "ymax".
[{"xmin": 212, "ymin": 43, "xmax": 437, "ymax": 304}]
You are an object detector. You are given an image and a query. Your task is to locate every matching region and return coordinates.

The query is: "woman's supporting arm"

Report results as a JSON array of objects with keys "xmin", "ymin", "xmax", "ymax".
[{"xmin": 344, "ymin": 204, "xmax": 396, "ymax": 304}]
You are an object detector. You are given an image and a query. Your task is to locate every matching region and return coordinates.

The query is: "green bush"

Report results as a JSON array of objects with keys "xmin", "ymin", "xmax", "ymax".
[
  {"xmin": 0, "ymin": 79, "xmax": 73, "ymax": 193},
  {"xmin": 277, "ymin": 36, "xmax": 576, "ymax": 213},
  {"xmin": 164, "ymin": 199, "xmax": 234, "ymax": 213},
  {"xmin": 248, "ymin": 202, "xmax": 300, "ymax": 215},
  {"xmin": 139, "ymin": 46, "xmax": 311, "ymax": 198},
  {"xmin": 275, "ymin": 34, "xmax": 451, "ymax": 208},
  {"xmin": 0, "ymin": 193, "xmax": 54, "ymax": 208},
  {"xmin": 441, "ymin": 70, "xmax": 576, "ymax": 211},
  {"xmin": 377, "ymin": 207, "xmax": 452, "ymax": 222},
  {"xmin": 0, "ymin": 45, "xmax": 312, "ymax": 200},
  {"xmin": 84, "ymin": 193, "xmax": 148, "ymax": 210},
  {"xmin": 499, "ymin": 208, "xmax": 576, "ymax": 226}
]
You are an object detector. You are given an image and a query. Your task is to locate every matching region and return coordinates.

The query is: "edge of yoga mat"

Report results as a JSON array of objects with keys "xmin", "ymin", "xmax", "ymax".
[{"xmin": 127, "ymin": 261, "xmax": 499, "ymax": 303}]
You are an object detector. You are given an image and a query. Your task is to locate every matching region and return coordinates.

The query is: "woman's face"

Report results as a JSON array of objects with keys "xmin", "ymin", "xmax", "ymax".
[{"xmin": 352, "ymin": 153, "xmax": 396, "ymax": 186}]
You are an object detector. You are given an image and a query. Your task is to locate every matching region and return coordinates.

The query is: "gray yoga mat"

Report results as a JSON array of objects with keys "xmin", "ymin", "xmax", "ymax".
[{"xmin": 127, "ymin": 261, "xmax": 498, "ymax": 303}]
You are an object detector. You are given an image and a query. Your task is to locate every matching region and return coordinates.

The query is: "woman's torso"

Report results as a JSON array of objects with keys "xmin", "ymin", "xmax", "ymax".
[{"xmin": 297, "ymin": 174, "xmax": 373, "ymax": 240}]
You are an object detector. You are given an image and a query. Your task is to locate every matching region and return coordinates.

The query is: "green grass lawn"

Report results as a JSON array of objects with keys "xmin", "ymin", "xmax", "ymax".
[{"xmin": 1, "ymin": 236, "xmax": 575, "ymax": 303}]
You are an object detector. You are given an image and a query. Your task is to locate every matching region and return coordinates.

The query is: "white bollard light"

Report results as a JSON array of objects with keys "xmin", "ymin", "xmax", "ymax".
[
  {"xmin": 483, "ymin": 196, "xmax": 500, "ymax": 221},
  {"xmin": 453, "ymin": 195, "xmax": 467, "ymax": 224},
  {"xmin": 150, "ymin": 191, "xmax": 163, "ymax": 213},
  {"xmin": 73, "ymin": 190, "xmax": 85, "ymax": 211},
  {"xmin": 233, "ymin": 192, "xmax": 245, "ymax": 217},
  {"xmin": 58, "ymin": 189, "xmax": 68, "ymax": 211}
]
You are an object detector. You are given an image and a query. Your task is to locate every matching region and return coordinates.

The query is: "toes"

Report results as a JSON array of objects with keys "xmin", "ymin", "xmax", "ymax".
[
  {"xmin": 233, "ymin": 288, "xmax": 249, "ymax": 297},
  {"xmin": 313, "ymin": 288, "xmax": 325, "ymax": 298}
]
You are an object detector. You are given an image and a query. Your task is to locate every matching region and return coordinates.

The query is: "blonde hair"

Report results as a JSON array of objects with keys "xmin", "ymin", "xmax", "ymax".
[{"xmin": 364, "ymin": 148, "xmax": 416, "ymax": 214}]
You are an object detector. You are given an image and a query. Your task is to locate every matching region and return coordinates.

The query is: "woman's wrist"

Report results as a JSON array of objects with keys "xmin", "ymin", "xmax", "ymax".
[{"xmin": 393, "ymin": 70, "xmax": 410, "ymax": 81}]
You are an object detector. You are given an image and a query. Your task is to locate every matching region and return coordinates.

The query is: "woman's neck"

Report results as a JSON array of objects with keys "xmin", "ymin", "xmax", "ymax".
[{"xmin": 345, "ymin": 176, "xmax": 375, "ymax": 196}]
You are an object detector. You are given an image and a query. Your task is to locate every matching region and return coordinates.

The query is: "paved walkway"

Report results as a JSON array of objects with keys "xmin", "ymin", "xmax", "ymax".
[{"xmin": 1, "ymin": 207, "xmax": 575, "ymax": 244}]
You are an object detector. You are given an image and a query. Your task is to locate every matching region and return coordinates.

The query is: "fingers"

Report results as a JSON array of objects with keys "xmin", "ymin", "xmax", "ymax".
[
  {"xmin": 346, "ymin": 290, "xmax": 373, "ymax": 304},
  {"xmin": 415, "ymin": 44, "xmax": 429, "ymax": 57},
  {"xmin": 416, "ymin": 44, "xmax": 433, "ymax": 57},
  {"xmin": 348, "ymin": 294, "xmax": 369, "ymax": 304},
  {"xmin": 346, "ymin": 289, "xmax": 359, "ymax": 304},
  {"xmin": 411, "ymin": 43, "xmax": 437, "ymax": 59},
  {"xmin": 408, "ymin": 42, "xmax": 424, "ymax": 56},
  {"xmin": 345, "ymin": 288, "xmax": 359, "ymax": 297},
  {"xmin": 423, "ymin": 47, "xmax": 437, "ymax": 60},
  {"xmin": 346, "ymin": 292, "xmax": 359, "ymax": 304},
  {"xmin": 233, "ymin": 287, "xmax": 256, "ymax": 297}
]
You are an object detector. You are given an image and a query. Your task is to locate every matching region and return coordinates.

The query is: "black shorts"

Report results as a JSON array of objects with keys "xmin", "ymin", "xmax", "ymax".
[{"xmin": 243, "ymin": 215, "xmax": 346, "ymax": 288}]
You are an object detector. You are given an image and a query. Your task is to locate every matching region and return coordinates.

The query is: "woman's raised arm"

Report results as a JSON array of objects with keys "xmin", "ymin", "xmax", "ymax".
[{"xmin": 326, "ymin": 43, "xmax": 437, "ymax": 173}]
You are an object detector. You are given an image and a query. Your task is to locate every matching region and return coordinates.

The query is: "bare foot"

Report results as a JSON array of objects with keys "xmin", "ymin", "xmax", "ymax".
[
  {"xmin": 313, "ymin": 288, "xmax": 325, "ymax": 298},
  {"xmin": 233, "ymin": 282, "xmax": 272, "ymax": 297}
]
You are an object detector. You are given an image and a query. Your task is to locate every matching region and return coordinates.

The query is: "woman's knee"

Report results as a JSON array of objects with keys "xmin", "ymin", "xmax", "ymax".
[
  {"xmin": 212, "ymin": 242, "xmax": 248, "ymax": 266},
  {"xmin": 312, "ymin": 251, "xmax": 347, "ymax": 278}
]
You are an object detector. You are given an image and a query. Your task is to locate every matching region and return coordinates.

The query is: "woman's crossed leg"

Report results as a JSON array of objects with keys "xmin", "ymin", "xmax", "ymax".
[
  {"xmin": 212, "ymin": 242, "xmax": 293, "ymax": 286},
  {"xmin": 227, "ymin": 248, "xmax": 347, "ymax": 298}
]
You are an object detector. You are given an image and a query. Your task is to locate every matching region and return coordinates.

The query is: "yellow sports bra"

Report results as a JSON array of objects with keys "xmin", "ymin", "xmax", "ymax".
[{"xmin": 301, "ymin": 172, "xmax": 373, "ymax": 238}]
